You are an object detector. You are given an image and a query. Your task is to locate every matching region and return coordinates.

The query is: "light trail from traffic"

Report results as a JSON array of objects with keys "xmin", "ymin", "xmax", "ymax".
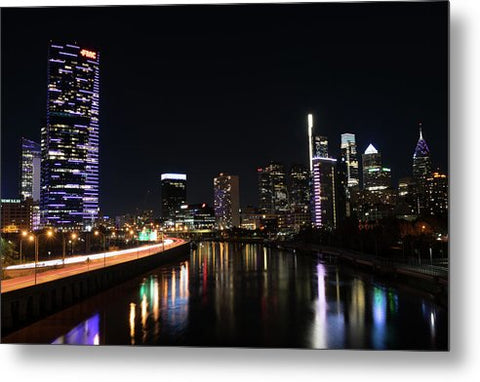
[
  {"xmin": 1, "ymin": 237, "xmax": 186, "ymax": 293},
  {"xmin": 5, "ymin": 239, "xmax": 174, "ymax": 270}
]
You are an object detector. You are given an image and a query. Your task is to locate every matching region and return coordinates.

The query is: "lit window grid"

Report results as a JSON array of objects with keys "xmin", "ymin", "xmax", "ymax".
[{"xmin": 41, "ymin": 42, "xmax": 100, "ymax": 229}]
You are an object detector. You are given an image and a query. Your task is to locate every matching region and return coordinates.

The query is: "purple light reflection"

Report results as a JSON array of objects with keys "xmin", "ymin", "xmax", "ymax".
[{"xmin": 52, "ymin": 312, "xmax": 100, "ymax": 345}]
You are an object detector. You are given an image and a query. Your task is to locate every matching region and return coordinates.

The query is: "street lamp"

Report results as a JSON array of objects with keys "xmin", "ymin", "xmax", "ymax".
[
  {"xmin": 19, "ymin": 230, "xmax": 28, "ymax": 263},
  {"xmin": 62, "ymin": 232, "xmax": 79, "ymax": 266},
  {"xmin": 94, "ymin": 230, "xmax": 106, "ymax": 267},
  {"xmin": 32, "ymin": 230, "xmax": 53, "ymax": 285},
  {"xmin": 70, "ymin": 233, "xmax": 77, "ymax": 256}
]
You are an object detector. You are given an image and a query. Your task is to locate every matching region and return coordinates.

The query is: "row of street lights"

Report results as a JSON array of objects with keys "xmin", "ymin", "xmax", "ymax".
[
  {"xmin": 14, "ymin": 228, "xmax": 165, "ymax": 285},
  {"xmin": 17, "ymin": 229, "xmax": 110, "ymax": 284},
  {"xmin": 17, "ymin": 230, "xmax": 80, "ymax": 284}
]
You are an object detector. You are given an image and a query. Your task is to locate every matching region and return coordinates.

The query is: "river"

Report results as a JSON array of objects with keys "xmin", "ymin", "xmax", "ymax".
[{"xmin": 3, "ymin": 241, "xmax": 448, "ymax": 349}]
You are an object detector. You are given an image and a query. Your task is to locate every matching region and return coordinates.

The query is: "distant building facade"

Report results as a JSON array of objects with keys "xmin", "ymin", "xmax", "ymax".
[
  {"xmin": 182, "ymin": 203, "xmax": 216, "ymax": 231},
  {"xmin": 412, "ymin": 124, "xmax": 433, "ymax": 212},
  {"xmin": 288, "ymin": 164, "xmax": 311, "ymax": 231},
  {"xmin": 1, "ymin": 198, "xmax": 35, "ymax": 233},
  {"xmin": 396, "ymin": 177, "xmax": 420, "ymax": 218},
  {"xmin": 161, "ymin": 173, "xmax": 187, "ymax": 223},
  {"xmin": 426, "ymin": 172, "xmax": 448, "ymax": 216},
  {"xmin": 257, "ymin": 162, "xmax": 289, "ymax": 214},
  {"xmin": 313, "ymin": 135, "xmax": 328, "ymax": 158},
  {"xmin": 311, "ymin": 157, "xmax": 337, "ymax": 229},
  {"xmin": 340, "ymin": 133, "xmax": 359, "ymax": 189},
  {"xmin": 213, "ymin": 173, "xmax": 240, "ymax": 229},
  {"xmin": 20, "ymin": 138, "xmax": 41, "ymax": 202}
]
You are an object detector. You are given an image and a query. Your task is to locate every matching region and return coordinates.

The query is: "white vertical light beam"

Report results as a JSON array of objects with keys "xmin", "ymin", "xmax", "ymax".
[{"xmin": 308, "ymin": 113, "xmax": 313, "ymax": 172}]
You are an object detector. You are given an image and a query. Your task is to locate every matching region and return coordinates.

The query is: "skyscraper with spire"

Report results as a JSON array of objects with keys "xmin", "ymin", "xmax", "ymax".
[
  {"xmin": 412, "ymin": 123, "xmax": 432, "ymax": 213},
  {"xmin": 412, "ymin": 123, "xmax": 432, "ymax": 189}
]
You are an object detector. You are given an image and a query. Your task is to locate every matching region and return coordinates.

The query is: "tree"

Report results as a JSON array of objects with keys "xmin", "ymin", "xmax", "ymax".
[{"xmin": 1, "ymin": 237, "xmax": 18, "ymax": 279}]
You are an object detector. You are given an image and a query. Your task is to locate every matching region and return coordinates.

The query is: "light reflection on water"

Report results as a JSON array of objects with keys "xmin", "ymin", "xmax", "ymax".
[
  {"xmin": 52, "ymin": 312, "xmax": 100, "ymax": 345},
  {"xmin": 49, "ymin": 242, "xmax": 447, "ymax": 349}
]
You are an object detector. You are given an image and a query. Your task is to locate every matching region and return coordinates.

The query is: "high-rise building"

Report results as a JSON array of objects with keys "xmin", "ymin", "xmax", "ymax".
[
  {"xmin": 426, "ymin": 172, "xmax": 448, "ymax": 216},
  {"xmin": 339, "ymin": 133, "xmax": 359, "ymax": 218},
  {"xmin": 358, "ymin": 143, "xmax": 395, "ymax": 221},
  {"xmin": 362, "ymin": 143, "xmax": 391, "ymax": 191},
  {"xmin": 396, "ymin": 177, "xmax": 420, "ymax": 217},
  {"xmin": 257, "ymin": 162, "xmax": 289, "ymax": 214},
  {"xmin": 20, "ymin": 138, "xmax": 41, "ymax": 202},
  {"xmin": 213, "ymin": 173, "xmax": 240, "ymax": 229},
  {"xmin": 340, "ymin": 133, "xmax": 359, "ymax": 188},
  {"xmin": 412, "ymin": 124, "xmax": 432, "ymax": 211},
  {"xmin": 40, "ymin": 42, "xmax": 100, "ymax": 231},
  {"xmin": 288, "ymin": 164, "xmax": 311, "ymax": 230},
  {"xmin": 258, "ymin": 167, "xmax": 273, "ymax": 214},
  {"xmin": 362, "ymin": 143, "xmax": 381, "ymax": 189},
  {"xmin": 313, "ymin": 135, "xmax": 328, "ymax": 158},
  {"xmin": 311, "ymin": 157, "xmax": 337, "ymax": 229},
  {"xmin": 161, "ymin": 173, "xmax": 187, "ymax": 222}
]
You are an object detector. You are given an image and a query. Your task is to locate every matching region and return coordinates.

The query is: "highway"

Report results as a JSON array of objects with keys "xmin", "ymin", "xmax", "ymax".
[{"xmin": 1, "ymin": 237, "xmax": 186, "ymax": 293}]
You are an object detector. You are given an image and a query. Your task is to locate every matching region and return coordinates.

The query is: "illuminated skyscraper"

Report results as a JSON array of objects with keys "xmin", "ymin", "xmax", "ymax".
[
  {"xmin": 412, "ymin": 123, "xmax": 432, "ymax": 192},
  {"xmin": 362, "ymin": 144, "xmax": 391, "ymax": 191},
  {"xmin": 311, "ymin": 157, "xmax": 337, "ymax": 229},
  {"xmin": 213, "ymin": 173, "xmax": 240, "ymax": 229},
  {"xmin": 257, "ymin": 162, "xmax": 289, "ymax": 214},
  {"xmin": 258, "ymin": 167, "xmax": 273, "ymax": 214},
  {"xmin": 20, "ymin": 137, "xmax": 41, "ymax": 201},
  {"xmin": 40, "ymin": 41, "xmax": 100, "ymax": 230},
  {"xmin": 288, "ymin": 164, "xmax": 311, "ymax": 230},
  {"xmin": 313, "ymin": 135, "xmax": 328, "ymax": 158},
  {"xmin": 340, "ymin": 133, "xmax": 359, "ymax": 188},
  {"xmin": 426, "ymin": 172, "xmax": 448, "ymax": 216},
  {"xmin": 161, "ymin": 173, "xmax": 187, "ymax": 222}
]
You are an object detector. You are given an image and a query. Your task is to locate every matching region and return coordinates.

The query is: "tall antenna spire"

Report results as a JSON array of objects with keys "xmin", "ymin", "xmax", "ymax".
[
  {"xmin": 308, "ymin": 114, "xmax": 313, "ymax": 172},
  {"xmin": 419, "ymin": 122, "xmax": 423, "ymax": 140}
]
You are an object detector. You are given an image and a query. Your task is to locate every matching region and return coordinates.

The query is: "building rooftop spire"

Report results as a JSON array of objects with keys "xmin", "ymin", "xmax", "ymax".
[
  {"xmin": 413, "ymin": 123, "xmax": 430, "ymax": 158},
  {"xmin": 364, "ymin": 143, "xmax": 378, "ymax": 155}
]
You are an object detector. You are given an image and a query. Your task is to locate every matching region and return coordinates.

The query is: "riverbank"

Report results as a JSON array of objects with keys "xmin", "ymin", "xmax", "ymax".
[{"xmin": 202, "ymin": 238, "xmax": 448, "ymax": 307}]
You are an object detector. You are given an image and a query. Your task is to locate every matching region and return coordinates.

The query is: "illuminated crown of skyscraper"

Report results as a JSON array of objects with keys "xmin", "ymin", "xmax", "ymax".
[
  {"xmin": 413, "ymin": 123, "xmax": 430, "ymax": 158},
  {"xmin": 364, "ymin": 143, "xmax": 378, "ymax": 155}
]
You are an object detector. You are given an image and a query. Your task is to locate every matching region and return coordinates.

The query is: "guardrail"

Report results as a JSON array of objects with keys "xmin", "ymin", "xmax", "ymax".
[{"xmin": 281, "ymin": 242, "xmax": 448, "ymax": 280}]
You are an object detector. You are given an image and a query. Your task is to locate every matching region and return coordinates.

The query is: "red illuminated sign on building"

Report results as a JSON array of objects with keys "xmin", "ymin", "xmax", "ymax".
[{"xmin": 80, "ymin": 49, "xmax": 97, "ymax": 59}]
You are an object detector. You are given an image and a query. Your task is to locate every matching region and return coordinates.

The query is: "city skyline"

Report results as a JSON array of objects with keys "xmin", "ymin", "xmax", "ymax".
[
  {"xmin": 0, "ymin": 1, "xmax": 450, "ymax": 352},
  {"xmin": 1, "ymin": 2, "xmax": 448, "ymax": 216}
]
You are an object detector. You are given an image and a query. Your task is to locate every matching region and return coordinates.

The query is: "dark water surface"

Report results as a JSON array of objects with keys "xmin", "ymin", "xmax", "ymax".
[{"xmin": 4, "ymin": 242, "xmax": 448, "ymax": 349}]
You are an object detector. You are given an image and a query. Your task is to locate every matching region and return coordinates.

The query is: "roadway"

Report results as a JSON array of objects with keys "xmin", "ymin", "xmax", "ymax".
[{"xmin": 1, "ymin": 237, "xmax": 186, "ymax": 293}]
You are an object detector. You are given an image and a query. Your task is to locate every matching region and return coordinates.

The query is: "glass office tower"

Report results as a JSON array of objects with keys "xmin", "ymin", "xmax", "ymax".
[
  {"xmin": 213, "ymin": 173, "xmax": 240, "ymax": 230},
  {"xmin": 41, "ymin": 42, "xmax": 100, "ymax": 230},
  {"xmin": 340, "ymin": 133, "xmax": 359, "ymax": 188},
  {"xmin": 257, "ymin": 162, "xmax": 289, "ymax": 214},
  {"xmin": 20, "ymin": 137, "xmax": 41, "ymax": 201},
  {"xmin": 161, "ymin": 173, "xmax": 187, "ymax": 222}
]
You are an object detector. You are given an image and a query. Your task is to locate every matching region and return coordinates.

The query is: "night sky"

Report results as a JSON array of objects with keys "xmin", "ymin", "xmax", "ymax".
[{"xmin": 1, "ymin": 1, "xmax": 448, "ymax": 217}]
